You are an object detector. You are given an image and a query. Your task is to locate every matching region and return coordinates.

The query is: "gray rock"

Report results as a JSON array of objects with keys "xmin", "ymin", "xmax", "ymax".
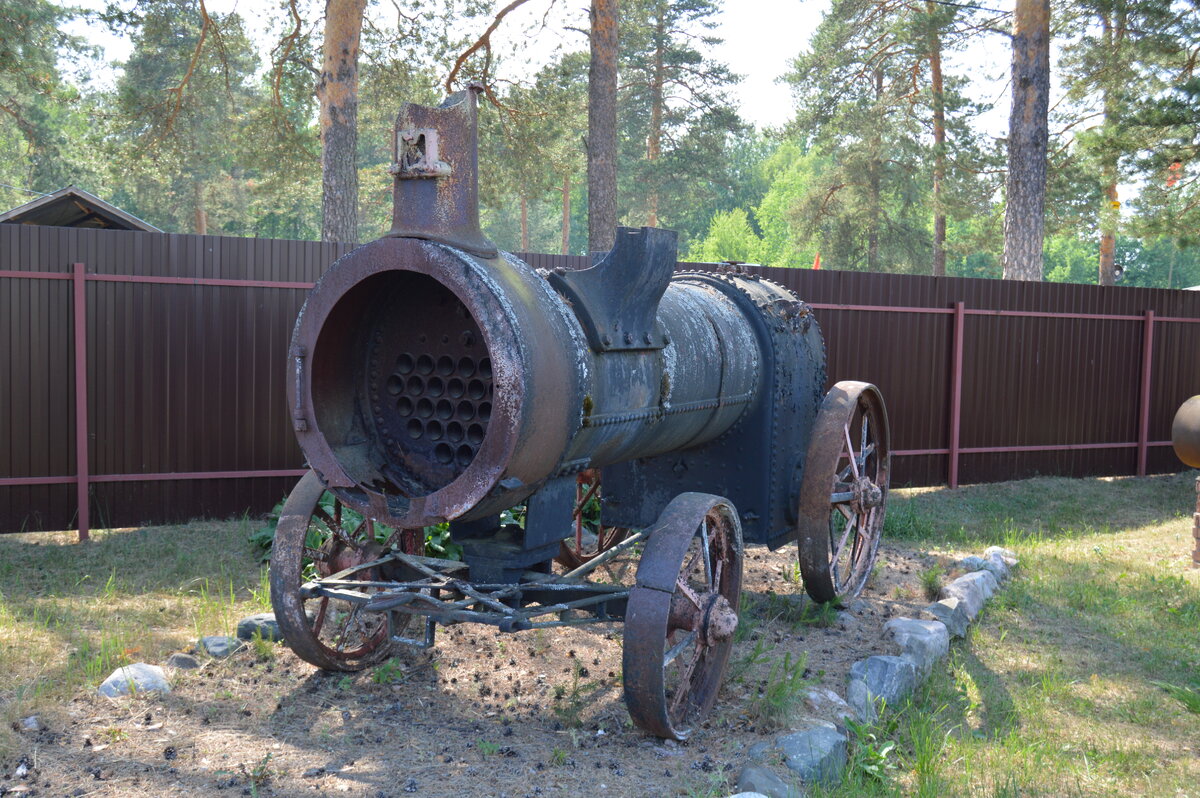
[
  {"xmin": 778, "ymin": 717, "xmax": 847, "ymax": 787},
  {"xmin": 199, "ymin": 635, "xmax": 245, "ymax": 658},
  {"xmin": 165, "ymin": 652, "xmax": 201, "ymax": 670},
  {"xmin": 802, "ymin": 687, "xmax": 854, "ymax": 725},
  {"xmin": 958, "ymin": 555, "xmax": 989, "ymax": 572},
  {"xmin": 846, "ymin": 656, "xmax": 917, "ymax": 722},
  {"xmin": 884, "ymin": 618, "xmax": 949, "ymax": 678},
  {"xmin": 736, "ymin": 763, "xmax": 795, "ymax": 798},
  {"xmin": 727, "ymin": 794, "xmax": 772, "ymax": 798},
  {"xmin": 940, "ymin": 570, "xmax": 999, "ymax": 620},
  {"xmin": 923, "ymin": 597, "xmax": 969, "ymax": 638},
  {"xmin": 746, "ymin": 742, "xmax": 772, "ymax": 762},
  {"xmin": 20, "ymin": 716, "xmax": 40, "ymax": 732},
  {"xmin": 237, "ymin": 613, "xmax": 284, "ymax": 642},
  {"xmin": 985, "ymin": 546, "xmax": 1018, "ymax": 567},
  {"xmin": 98, "ymin": 663, "xmax": 171, "ymax": 697}
]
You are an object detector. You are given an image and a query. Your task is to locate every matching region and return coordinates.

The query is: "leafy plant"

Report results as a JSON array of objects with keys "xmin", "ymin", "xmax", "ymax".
[
  {"xmin": 748, "ymin": 651, "xmax": 809, "ymax": 727},
  {"xmin": 372, "ymin": 658, "xmax": 407, "ymax": 685},
  {"xmin": 845, "ymin": 715, "xmax": 898, "ymax": 783},
  {"xmin": 920, "ymin": 564, "xmax": 945, "ymax": 601},
  {"xmin": 239, "ymin": 753, "xmax": 274, "ymax": 798},
  {"xmin": 477, "ymin": 739, "xmax": 500, "ymax": 756}
]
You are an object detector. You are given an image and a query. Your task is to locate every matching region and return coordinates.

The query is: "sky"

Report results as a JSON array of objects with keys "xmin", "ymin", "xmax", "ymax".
[{"xmin": 64, "ymin": 0, "xmax": 1019, "ymax": 137}]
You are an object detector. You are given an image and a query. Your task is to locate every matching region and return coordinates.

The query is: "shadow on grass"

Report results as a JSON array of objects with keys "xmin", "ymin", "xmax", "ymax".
[{"xmin": 884, "ymin": 471, "xmax": 1196, "ymax": 547}]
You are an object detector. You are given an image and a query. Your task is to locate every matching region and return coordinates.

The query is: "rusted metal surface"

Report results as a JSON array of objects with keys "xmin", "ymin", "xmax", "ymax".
[
  {"xmin": 555, "ymin": 470, "xmax": 629, "ymax": 569},
  {"xmin": 387, "ymin": 86, "xmax": 496, "ymax": 257},
  {"xmin": 1171, "ymin": 395, "xmax": 1200, "ymax": 467},
  {"xmin": 269, "ymin": 470, "xmax": 397, "ymax": 670},
  {"xmin": 517, "ymin": 253, "xmax": 1200, "ymax": 487},
  {"xmin": 623, "ymin": 493, "xmax": 742, "ymax": 741},
  {"xmin": 797, "ymin": 382, "xmax": 891, "ymax": 603}
]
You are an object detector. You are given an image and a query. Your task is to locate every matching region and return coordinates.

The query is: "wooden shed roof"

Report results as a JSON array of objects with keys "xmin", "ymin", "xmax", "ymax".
[{"xmin": 0, "ymin": 186, "xmax": 163, "ymax": 233}]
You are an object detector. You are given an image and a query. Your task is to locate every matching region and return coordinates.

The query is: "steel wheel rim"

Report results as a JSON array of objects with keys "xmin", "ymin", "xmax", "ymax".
[
  {"xmin": 270, "ymin": 470, "xmax": 397, "ymax": 671},
  {"xmin": 798, "ymin": 382, "xmax": 891, "ymax": 603},
  {"xmin": 623, "ymin": 493, "xmax": 743, "ymax": 740}
]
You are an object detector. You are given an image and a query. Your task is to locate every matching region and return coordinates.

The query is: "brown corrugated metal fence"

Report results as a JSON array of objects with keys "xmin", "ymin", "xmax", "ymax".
[{"xmin": 2, "ymin": 227, "xmax": 1199, "ymax": 534}]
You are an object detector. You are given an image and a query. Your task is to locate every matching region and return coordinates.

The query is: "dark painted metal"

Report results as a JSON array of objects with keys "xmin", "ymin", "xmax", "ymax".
[
  {"xmin": 547, "ymin": 227, "xmax": 675, "ymax": 352},
  {"xmin": 6, "ymin": 217, "xmax": 1200, "ymax": 537},
  {"xmin": 949, "ymin": 301, "xmax": 965, "ymax": 489}
]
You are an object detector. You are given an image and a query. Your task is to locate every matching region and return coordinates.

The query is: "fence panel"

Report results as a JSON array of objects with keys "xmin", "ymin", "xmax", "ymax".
[{"xmin": 1, "ymin": 232, "xmax": 1198, "ymax": 535}]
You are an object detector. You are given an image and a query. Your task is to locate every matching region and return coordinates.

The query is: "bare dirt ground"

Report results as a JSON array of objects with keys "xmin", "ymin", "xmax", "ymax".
[{"xmin": 7, "ymin": 542, "xmax": 942, "ymax": 798}]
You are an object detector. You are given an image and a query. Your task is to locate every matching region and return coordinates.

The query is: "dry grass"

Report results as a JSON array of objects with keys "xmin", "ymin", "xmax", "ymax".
[{"xmin": 0, "ymin": 519, "xmax": 269, "ymax": 760}]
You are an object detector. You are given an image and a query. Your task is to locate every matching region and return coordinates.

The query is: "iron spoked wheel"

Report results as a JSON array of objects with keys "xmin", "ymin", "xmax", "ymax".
[
  {"xmin": 797, "ymin": 381, "xmax": 891, "ymax": 604},
  {"xmin": 270, "ymin": 470, "xmax": 401, "ymax": 671},
  {"xmin": 556, "ymin": 470, "xmax": 629, "ymax": 570},
  {"xmin": 623, "ymin": 493, "xmax": 743, "ymax": 740}
]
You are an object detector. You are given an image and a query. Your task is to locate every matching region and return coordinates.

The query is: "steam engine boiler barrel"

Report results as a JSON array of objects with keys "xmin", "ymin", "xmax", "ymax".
[{"xmin": 290, "ymin": 237, "xmax": 762, "ymax": 529}]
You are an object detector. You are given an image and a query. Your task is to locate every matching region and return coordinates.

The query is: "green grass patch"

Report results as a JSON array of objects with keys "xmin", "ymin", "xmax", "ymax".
[{"xmin": 815, "ymin": 472, "xmax": 1200, "ymax": 796}]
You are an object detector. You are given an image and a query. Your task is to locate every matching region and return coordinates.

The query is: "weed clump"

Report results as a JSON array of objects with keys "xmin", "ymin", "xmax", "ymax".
[{"xmin": 748, "ymin": 651, "xmax": 809, "ymax": 728}]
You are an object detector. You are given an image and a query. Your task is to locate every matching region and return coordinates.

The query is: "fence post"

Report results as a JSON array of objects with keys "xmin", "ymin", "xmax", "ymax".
[
  {"xmin": 73, "ymin": 262, "xmax": 90, "ymax": 542},
  {"xmin": 948, "ymin": 300, "xmax": 965, "ymax": 488},
  {"xmin": 1136, "ymin": 309, "xmax": 1155, "ymax": 477}
]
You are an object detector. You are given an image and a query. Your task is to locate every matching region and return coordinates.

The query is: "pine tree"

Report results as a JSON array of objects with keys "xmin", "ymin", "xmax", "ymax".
[
  {"xmin": 113, "ymin": 0, "xmax": 258, "ymax": 233},
  {"xmin": 617, "ymin": 0, "xmax": 743, "ymax": 246}
]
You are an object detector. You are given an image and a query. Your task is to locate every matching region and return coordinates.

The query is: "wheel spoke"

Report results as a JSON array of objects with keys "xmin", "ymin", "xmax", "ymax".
[
  {"xmin": 312, "ymin": 597, "xmax": 329, "ymax": 636},
  {"xmin": 831, "ymin": 511, "xmax": 857, "ymax": 562},
  {"xmin": 676, "ymin": 577, "xmax": 703, "ymax": 610},
  {"xmin": 669, "ymin": 645, "xmax": 703, "ymax": 716},
  {"xmin": 843, "ymin": 425, "xmax": 860, "ymax": 480},
  {"xmin": 700, "ymin": 519, "xmax": 713, "ymax": 587},
  {"xmin": 663, "ymin": 630, "xmax": 697, "ymax": 667}
]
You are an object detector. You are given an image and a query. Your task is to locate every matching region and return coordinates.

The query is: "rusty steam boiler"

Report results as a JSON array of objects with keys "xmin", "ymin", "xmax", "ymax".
[{"xmin": 270, "ymin": 87, "xmax": 891, "ymax": 739}]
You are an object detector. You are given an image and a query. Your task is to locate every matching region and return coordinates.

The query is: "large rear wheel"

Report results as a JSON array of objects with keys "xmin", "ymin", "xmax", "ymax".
[{"xmin": 797, "ymin": 382, "xmax": 890, "ymax": 603}]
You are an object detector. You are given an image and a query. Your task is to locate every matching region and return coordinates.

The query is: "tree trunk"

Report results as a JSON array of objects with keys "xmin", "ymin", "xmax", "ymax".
[
  {"xmin": 561, "ymin": 174, "xmax": 571, "ymax": 255},
  {"xmin": 646, "ymin": 8, "xmax": 665, "ymax": 228},
  {"xmin": 927, "ymin": 1, "xmax": 946, "ymax": 277},
  {"xmin": 520, "ymin": 195, "xmax": 529, "ymax": 251},
  {"xmin": 867, "ymin": 69, "xmax": 883, "ymax": 272},
  {"xmin": 1099, "ymin": 180, "xmax": 1118, "ymax": 285},
  {"xmin": 587, "ymin": 0, "xmax": 619, "ymax": 254},
  {"xmin": 1097, "ymin": 7, "xmax": 1125, "ymax": 286},
  {"xmin": 193, "ymin": 180, "xmax": 208, "ymax": 235},
  {"xmin": 318, "ymin": 0, "xmax": 367, "ymax": 244},
  {"xmin": 1002, "ymin": 0, "xmax": 1050, "ymax": 281}
]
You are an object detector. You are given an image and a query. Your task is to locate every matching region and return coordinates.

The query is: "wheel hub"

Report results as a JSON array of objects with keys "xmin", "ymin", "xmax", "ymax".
[
  {"xmin": 316, "ymin": 537, "xmax": 384, "ymax": 579},
  {"xmin": 666, "ymin": 590, "xmax": 738, "ymax": 647},
  {"xmin": 851, "ymin": 476, "xmax": 883, "ymax": 512}
]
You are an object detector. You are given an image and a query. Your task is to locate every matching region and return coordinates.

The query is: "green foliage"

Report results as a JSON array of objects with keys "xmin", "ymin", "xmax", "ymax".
[
  {"xmin": 919, "ymin": 564, "xmax": 945, "ymax": 601},
  {"xmin": 748, "ymin": 651, "xmax": 809, "ymax": 727},
  {"xmin": 844, "ymin": 715, "xmax": 898, "ymax": 783},
  {"xmin": 1152, "ymin": 680, "xmax": 1200, "ymax": 714}
]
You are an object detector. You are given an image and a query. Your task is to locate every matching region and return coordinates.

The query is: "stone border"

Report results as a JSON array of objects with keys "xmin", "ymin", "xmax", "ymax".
[{"xmin": 730, "ymin": 546, "xmax": 1019, "ymax": 798}]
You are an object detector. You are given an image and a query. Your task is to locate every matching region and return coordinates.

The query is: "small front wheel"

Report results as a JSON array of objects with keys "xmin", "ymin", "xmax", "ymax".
[{"xmin": 622, "ymin": 493, "xmax": 743, "ymax": 740}]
